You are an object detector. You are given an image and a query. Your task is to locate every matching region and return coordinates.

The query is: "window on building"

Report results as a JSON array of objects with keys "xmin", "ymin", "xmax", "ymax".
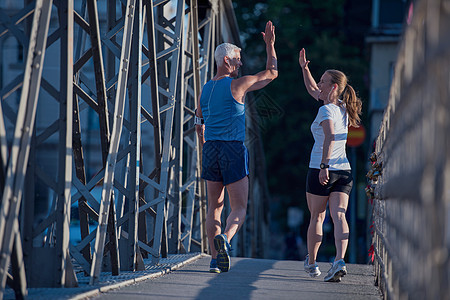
[{"xmin": 379, "ymin": 0, "xmax": 408, "ymax": 26}]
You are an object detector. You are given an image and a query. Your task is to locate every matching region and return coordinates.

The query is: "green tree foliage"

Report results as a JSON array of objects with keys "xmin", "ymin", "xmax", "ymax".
[{"xmin": 233, "ymin": 0, "xmax": 370, "ymax": 225}]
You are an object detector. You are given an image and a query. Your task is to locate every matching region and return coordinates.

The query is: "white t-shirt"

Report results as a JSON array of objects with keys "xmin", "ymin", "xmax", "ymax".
[{"xmin": 309, "ymin": 103, "xmax": 351, "ymax": 170}]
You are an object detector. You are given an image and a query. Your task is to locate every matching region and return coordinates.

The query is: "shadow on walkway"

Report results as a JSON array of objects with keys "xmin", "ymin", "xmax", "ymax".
[
  {"xmin": 195, "ymin": 258, "xmax": 276, "ymax": 300},
  {"xmin": 85, "ymin": 256, "xmax": 381, "ymax": 300}
]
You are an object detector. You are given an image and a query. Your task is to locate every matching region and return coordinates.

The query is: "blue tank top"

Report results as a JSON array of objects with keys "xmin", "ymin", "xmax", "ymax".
[{"xmin": 200, "ymin": 77, "xmax": 245, "ymax": 141}]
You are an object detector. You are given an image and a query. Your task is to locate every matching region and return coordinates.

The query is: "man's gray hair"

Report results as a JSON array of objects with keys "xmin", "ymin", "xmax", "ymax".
[{"xmin": 214, "ymin": 43, "xmax": 241, "ymax": 67}]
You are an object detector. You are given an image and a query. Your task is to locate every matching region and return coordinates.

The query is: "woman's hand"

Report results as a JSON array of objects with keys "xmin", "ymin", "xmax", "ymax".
[
  {"xmin": 299, "ymin": 48, "xmax": 310, "ymax": 69},
  {"xmin": 319, "ymin": 168, "xmax": 329, "ymax": 186}
]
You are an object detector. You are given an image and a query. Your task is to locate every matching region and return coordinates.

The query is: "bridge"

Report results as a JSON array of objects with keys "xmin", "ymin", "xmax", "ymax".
[{"xmin": 0, "ymin": 0, "xmax": 449, "ymax": 299}]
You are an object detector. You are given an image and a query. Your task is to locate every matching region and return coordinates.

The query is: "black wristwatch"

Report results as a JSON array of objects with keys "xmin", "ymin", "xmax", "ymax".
[{"xmin": 320, "ymin": 163, "xmax": 330, "ymax": 169}]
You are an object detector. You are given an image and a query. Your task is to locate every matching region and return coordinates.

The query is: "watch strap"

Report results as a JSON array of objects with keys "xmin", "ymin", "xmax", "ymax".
[
  {"xmin": 320, "ymin": 163, "xmax": 330, "ymax": 169},
  {"xmin": 194, "ymin": 109, "xmax": 204, "ymax": 125}
]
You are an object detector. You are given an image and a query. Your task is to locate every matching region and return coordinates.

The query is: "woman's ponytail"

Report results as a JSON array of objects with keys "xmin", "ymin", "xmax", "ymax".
[
  {"xmin": 326, "ymin": 70, "xmax": 362, "ymax": 127},
  {"xmin": 342, "ymin": 84, "xmax": 362, "ymax": 127}
]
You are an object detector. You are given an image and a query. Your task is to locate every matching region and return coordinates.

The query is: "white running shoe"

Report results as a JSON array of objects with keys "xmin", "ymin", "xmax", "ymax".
[
  {"xmin": 324, "ymin": 259, "xmax": 347, "ymax": 282},
  {"xmin": 304, "ymin": 254, "xmax": 321, "ymax": 278}
]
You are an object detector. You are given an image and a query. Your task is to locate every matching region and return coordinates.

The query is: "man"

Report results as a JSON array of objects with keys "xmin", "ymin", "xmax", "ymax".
[{"xmin": 195, "ymin": 21, "xmax": 278, "ymax": 273}]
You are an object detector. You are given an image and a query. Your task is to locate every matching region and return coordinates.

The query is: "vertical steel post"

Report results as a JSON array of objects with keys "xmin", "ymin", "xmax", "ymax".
[
  {"xmin": 176, "ymin": 0, "xmax": 207, "ymax": 253},
  {"xmin": 72, "ymin": 0, "xmax": 91, "ymax": 265},
  {"xmin": 170, "ymin": 11, "xmax": 186, "ymax": 254},
  {"xmin": 138, "ymin": 0, "xmax": 162, "ymax": 260},
  {"xmin": 55, "ymin": 0, "xmax": 76, "ymax": 287},
  {"xmin": 89, "ymin": 0, "xmax": 136, "ymax": 285},
  {"xmin": 124, "ymin": 0, "xmax": 143, "ymax": 271},
  {"xmin": 148, "ymin": 0, "xmax": 184, "ymax": 260},
  {"xmin": 0, "ymin": 0, "xmax": 53, "ymax": 295},
  {"xmin": 200, "ymin": 4, "xmax": 216, "ymax": 254},
  {"xmin": 10, "ymin": 231, "xmax": 27, "ymax": 299},
  {"xmin": 86, "ymin": 0, "xmax": 111, "ymax": 164}
]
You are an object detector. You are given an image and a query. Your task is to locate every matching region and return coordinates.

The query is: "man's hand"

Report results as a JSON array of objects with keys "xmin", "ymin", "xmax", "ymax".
[
  {"xmin": 230, "ymin": 20, "xmax": 277, "ymax": 102},
  {"xmin": 299, "ymin": 48, "xmax": 310, "ymax": 70},
  {"xmin": 261, "ymin": 21, "xmax": 275, "ymax": 45},
  {"xmin": 195, "ymin": 124, "xmax": 204, "ymax": 143}
]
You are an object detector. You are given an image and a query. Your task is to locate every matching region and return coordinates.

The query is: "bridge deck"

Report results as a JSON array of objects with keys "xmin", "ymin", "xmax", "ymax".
[{"xmin": 5, "ymin": 254, "xmax": 381, "ymax": 299}]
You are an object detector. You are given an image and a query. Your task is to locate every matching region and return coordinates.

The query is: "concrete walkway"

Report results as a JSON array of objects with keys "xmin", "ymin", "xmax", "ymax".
[{"xmin": 91, "ymin": 255, "xmax": 381, "ymax": 300}]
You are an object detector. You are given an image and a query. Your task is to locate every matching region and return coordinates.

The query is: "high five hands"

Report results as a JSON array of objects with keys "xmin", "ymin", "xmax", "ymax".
[
  {"xmin": 299, "ymin": 48, "xmax": 309, "ymax": 70},
  {"xmin": 261, "ymin": 21, "xmax": 275, "ymax": 45}
]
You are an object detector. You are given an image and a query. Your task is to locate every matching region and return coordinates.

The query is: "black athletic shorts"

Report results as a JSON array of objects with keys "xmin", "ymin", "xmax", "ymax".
[{"xmin": 306, "ymin": 168, "xmax": 353, "ymax": 196}]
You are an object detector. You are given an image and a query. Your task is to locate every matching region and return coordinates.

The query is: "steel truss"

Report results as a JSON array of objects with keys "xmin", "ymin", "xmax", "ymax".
[
  {"xmin": 1, "ymin": 0, "xmax": 271, "ymax": 296},
  {"xmin": 0, "ymin": 0, "xmax": 245, "ymax": 296}
]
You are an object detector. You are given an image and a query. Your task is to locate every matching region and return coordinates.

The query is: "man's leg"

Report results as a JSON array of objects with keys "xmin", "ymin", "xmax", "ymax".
[
  {"xmin": 328, "ymin": 191, "xmax": 349, "ymax": 261},
  {"xmin": 206, "ymin": 180, "xmax": 225, "ymax": 258},
  {"xmin": 306, "ymin": 192, "xmax": 328, "ymax": 264},
  {"xmin": 223, "ymin": 176, "xmax": 248, "ymax": 242}
]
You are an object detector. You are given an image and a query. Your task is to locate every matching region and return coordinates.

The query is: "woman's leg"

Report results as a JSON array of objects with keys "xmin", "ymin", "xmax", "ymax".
[
  {"xmin": 306, "ymin": 192, "xmax": 328, "ymax": 264},
  {"xmin": 206, "ymin": 180, "xmax": 225, "ymax": 258},
  {"xmin": 328, "ymin": 191, "xmax": 349, "ymax": 261}
]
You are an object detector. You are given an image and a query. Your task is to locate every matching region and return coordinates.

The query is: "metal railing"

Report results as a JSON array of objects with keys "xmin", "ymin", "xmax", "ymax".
[{"xmin": 368, "ymin": 0, "xmax": 450, "ymax": 299}]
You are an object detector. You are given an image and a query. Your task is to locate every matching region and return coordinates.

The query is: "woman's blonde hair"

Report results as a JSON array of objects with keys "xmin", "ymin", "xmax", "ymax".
[{"xmin": 326, "ymin": 69, "xmax": 362, "ymax": 127}]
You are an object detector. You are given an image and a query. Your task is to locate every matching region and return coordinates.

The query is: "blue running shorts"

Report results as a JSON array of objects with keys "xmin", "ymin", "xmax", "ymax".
[{"xmin": 201, "ymin": 141, "xmax": 249, "ymax": 185}]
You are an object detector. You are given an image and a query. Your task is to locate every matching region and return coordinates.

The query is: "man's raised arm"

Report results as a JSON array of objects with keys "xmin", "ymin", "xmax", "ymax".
[
  {"xmin": 264, "ymin": 21, "xmax": 278, "ymax": 77},
  {"xmin": 231, "ymin": 21, "xmax": 278, "ymax": 100}
]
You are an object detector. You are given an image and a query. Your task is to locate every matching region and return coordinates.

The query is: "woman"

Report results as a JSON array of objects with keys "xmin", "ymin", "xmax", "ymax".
[{"xmin": 298, "ymin": 48, "xmax": 362, "ymax": 282}]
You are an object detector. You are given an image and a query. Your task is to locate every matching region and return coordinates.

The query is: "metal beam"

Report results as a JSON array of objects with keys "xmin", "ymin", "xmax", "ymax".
[
  {"xmin": 150, "ymin": 0, "xmax": 184, "ymax": 260},
  {"xmin": 0, "ymin": 0, "xmax": 53, "ymax": 295},
  {"xmin": 55, "ymin": 0, "xmax": 75, "ymax": 287},
  {"xmin": 89, "ymin": 0, "xmax": 137, "ymax": 285},
  {"xmin": 121, "ymin": 0, "xmax": 143, "ymax": 271}
]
